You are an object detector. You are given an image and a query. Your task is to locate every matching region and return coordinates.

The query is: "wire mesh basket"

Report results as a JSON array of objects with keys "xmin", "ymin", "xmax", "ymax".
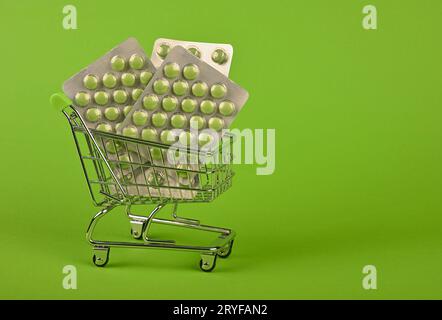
[{"xmin": 66, "ymin": 106, "xmax": 234, "ymax": 206}]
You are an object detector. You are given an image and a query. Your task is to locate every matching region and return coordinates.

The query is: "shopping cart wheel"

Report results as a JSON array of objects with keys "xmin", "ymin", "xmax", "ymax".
[
  {"xmin": 130, "ymin": 220, "xmax": 144, "ymax": 240},
  {"xmin": 92, "ymin": 247, "xmax": 110, "ymax": 267},
  {"xmin": 131, "ymin": 228, "xmax": 143, "ymax": 240},
  {"xmin": 199, "ymin": 254, "xmax": 217, "ymax": 272},
  {"xmin": 218, "ymin": 240, "xmax": 234, "ymax": 259}
]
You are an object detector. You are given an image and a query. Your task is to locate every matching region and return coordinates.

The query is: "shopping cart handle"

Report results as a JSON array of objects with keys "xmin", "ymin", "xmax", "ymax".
[{"xmin": 50, "ymin": 92, "xmax": 72, "ymax": 112}]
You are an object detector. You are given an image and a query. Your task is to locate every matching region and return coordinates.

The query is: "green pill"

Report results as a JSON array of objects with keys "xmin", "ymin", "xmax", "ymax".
[
  {"xmin": 105, "ymin": 141, "xmax": 122, "ymax": 154},
  {"xmin": 219, "ymin": 100, "xmax": 236, "ymax": 116},
  {"xmin": 171, "ymin": 114, "xmax": 187, "ymax": 129},
  {"xmin": 141, "ymin": 128, "xmax": 158, "ymax": 141},
  {"xmin": 111, "ymin": 55, "xmax": 126, "ymax": 71},
  {"xmin": 132, "ymin": 110, "xmax": 148, "ymax": 126},
  {"xmin": 198, "ymin": 132, "xmax": 215, "ymax": 147},
  {"xmin": 120, "ymin": 153, "xmax": 131, "ymax": 162},
  {"xmin": 83, "ymin": 74, "xmax": 99, "ymax": 90},
  {"xmin": 118, "ymin": 154, "xmax": 131, "ymax": 169},
  {"xmin": 113, "ymin": 90, "xmax": 128, "ymax": 104},
  {"xmin": 200, "ymin": 100, "xmax": 215, "ymax": 114},
  {"xmin": 212, "ymin": 49, "xmax": 228, "ymax": 65},
  {"xmin": 85, "ymin": 108, "xmax": 101, "ymax": 122},
  {"xmin": 102, "ymin": 73, "xmax": 118, "ymax": 88},
  {"xmin": 153, "ymin": 78, "xmax": 170, "ymax": 95},
  {"xmin": 179, "ymin": 169, "xmax": 192, "ymax": 183},
  {"xmin": 123, "ymin": 105, "xmax": 133, "ymax": 116},
  {"xmin": 187, "ymin": 47, "xmax": 201, "ymax": 58},
  {"xmin": 122, "ymin": 125, "xmax": 138, "ymax": 138},
  {"xmin": 143, "ymin": 94, "xmax": 159, "ymax": 111},
  {"xmin": 183, "ymin": 64, "xmax": 199, "ymax": 80},
  {"xmin": 162, "ymin": 96, "xmax": 178, "ymax": 112},
  {"xmin": 172, "ymin": 80, "xmax": 189, "ymax": 96},
  {"xmin": 167, "ymin": 149, "xmax": 181, "ymax": 162},
  {"xmin": 210, "ymin": 83, "xmax": 227, "ymax": 99},
  {"xmin": 179, "ymin": 131, "xmax": 194, "ymax": 146},
  {"xmin": 163, "ymin": 62, "xmax": 180, "ymax": 79},
  {"xmin": 96, "ymin": 123, "xmax": 113, "ymax": 133},
  {"xmin": 121, "ymin": 73, "xmax": 136, "ymax": 87},
  {"xmin": 131, "ymin": 88, "xmax": 143, "ymax": 101},
  {"xmin": 190, "ymin": 115, "xmax": 205, "ymax": 130},
  {"xmin": 208, "ymin": 117, "xmax": 224, "ymax": 131},
  {"xmin": 94, "ymin": 91, "xmax": 109, "ymax": 106},
  {"xmin": 140, "ymin": 71, "xmax": 153, "ymax": 85},
  {"xmin": 160, "ymin": 130, "xmax": 176, "ymax": 144},
  {"xmin": 115, "ymin": 122, "xmax": 123, "ymax": 132},
  {"xmin": 104, "ymin": 106, "xmax": 120, "ymax": 121},
  {"xmin": 150, "ymin": 147, "xmax": 163, "ymax": 161},
  {"xmin": 181, "ymin": 98, "xmax": 197, "ymax": 113},
  {"xmin": 176, "ymin": 164, "xmax": 191, "ymax": 185},
  {"xmin": 151, "ymin": 112, "xmax": 168, "ymax": 128},
  {"xmin": 129, "ymin": 54, "xmax": 145, "ymax": 70},
  {"xmin": 157, "ymin": 44, "xmax": 170, "ymax": 59},
  {"xmin": 74, "ymin": 91, "xmax": 90, "ymax": 107},
  {"xmin": 191, "ymin": 81, "xmax": 208, "ymax": 97}
]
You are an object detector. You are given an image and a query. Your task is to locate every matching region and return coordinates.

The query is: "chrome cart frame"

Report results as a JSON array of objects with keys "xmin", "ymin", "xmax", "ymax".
[{"xmin": 53, "ymin": 94, "xmax": 236, "ymax": 272}]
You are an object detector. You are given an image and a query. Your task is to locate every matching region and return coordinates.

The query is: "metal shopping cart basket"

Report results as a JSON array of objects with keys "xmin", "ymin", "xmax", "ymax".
[{"xmin": 51, "ymin": 93, "xmax": 236, "ymax": 272}]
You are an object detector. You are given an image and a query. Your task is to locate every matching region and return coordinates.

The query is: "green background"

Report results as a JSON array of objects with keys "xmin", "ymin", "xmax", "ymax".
[{"xmin": 1, "ymin": 0, "xmax": 441, "ymax": 299}]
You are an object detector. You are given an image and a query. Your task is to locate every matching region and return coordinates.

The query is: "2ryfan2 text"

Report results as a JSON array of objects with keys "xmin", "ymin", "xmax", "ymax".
[{"xmin": 173, "ymin": 304, "xmax": 268, "ymax": 317}]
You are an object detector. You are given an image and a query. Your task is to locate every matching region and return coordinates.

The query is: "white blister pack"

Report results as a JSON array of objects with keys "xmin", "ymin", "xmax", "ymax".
[{"xmin": 151, "ymin": 38, "xmax": 233, "ymax": 76}]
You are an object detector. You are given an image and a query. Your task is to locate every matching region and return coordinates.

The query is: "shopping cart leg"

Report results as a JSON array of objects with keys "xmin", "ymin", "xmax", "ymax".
[
  {"xmin": 200, "ymin": 253, "xmax": 217, "ymax": 272},
  {"xmin": 129, "ymin": 220, "xmax": 144, "ymax": 240},
  {"xmin": 126, "ymin": 203, "xmax": 175, "ymax": 243},
  {"xmin": 86, "ymin": 205, "xmax": 116, "ymax": 267},
  {"xmin": 171, "ymin": 202, "xmax": 200, "ymax": 225},
  {"xmin": 92, "ymin": 246, "xmax": 110, "ymax": 267},
  {"xmin": 126, "ymin": 203, "xmax": 153, "ymax": 240},
  {"xmin": 142, "ymin": 203, "xmax": 175, "ymax": 243},
  {"xmin": 217, "ymin": 239, "xmax": 235, "ymax": 259}
]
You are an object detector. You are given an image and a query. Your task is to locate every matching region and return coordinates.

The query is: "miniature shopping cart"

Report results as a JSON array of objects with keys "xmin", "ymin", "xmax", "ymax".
[{"xmin": 51, "ymin": 93, "xmax": 236, "ymax": 272}]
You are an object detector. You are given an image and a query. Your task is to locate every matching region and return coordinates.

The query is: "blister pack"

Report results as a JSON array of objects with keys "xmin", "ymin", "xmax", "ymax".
[
  {"xmin": 151, "ymin": 38, "xmax": 233, "ymax": 76},
  {"xmin": 123, "ymin": 167, "xmax": 197, "ymax": 200},
  {"xmin": 118, "ymin": 45, "xmax": 249, "ymax": 151},
  {"xmin": 63, "ymin": 37, "xmax": 156, "ymax": 133},
  {"xmin": 97, "ymin": 132, "xmax": 199, "ymax": 199},
  {"xmin": 62, "ymin": 37, "xmax": 158, "ymax": 193},
  {"xmin": 106, "ymin": 153, "xmax": 198, "ymax": 200}
]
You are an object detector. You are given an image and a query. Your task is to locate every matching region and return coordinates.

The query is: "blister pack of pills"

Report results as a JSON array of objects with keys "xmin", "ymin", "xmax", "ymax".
[
  {"xmin": 151, "ymin": 38, "xmax": 233, "ymax": 76},
  {"xmin": 100, "ymin": 135, "xmax": 199, "ymax": 199},
  {"xmin": 124, "ymin": 167, "xmax": 197, "ymax": 200},
  {"xmin": 108, "ymin": 163, "xmax": 197, "ymax": 200},
  {"xmin": 118, "ymin": 45, "xmax": 249, "ymax": 151},
  {"xmin": 60, "ymin": 38, "xmax": 246, "ymax": 201},
  {"xmin": 63, "ymin": 37, "xmax": 156, "ymax": 133}
]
